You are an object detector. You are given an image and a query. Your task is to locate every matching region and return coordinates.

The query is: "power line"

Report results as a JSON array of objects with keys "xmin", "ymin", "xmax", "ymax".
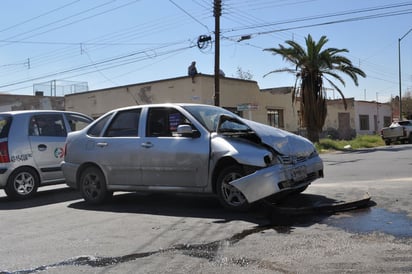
[
  {"xmin": 0, "ymin": 0, "xmax": 81, "ymax": 34},
  {"xmin": 0, "ymin": 0, "xmax": 140, "ymax": 47},
  {"xmin": 0, "ymin": 43, "xmax": 196, "ymax": 89},
  {"xmin": 169, "ymin": 0, "xmax": 210, "ymax": 32},
  {"xmin": 222, "ymin": 2, "xmax": 412, "ymax": 34}
]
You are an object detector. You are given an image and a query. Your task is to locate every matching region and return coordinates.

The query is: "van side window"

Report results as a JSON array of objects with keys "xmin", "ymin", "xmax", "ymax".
[
  {"xmin": 29, "ymin": 114, "xmax": 67, "ymax": 137},
  {"xmin": 65, "ymin": 113, "xmax": 93, "ymax": 132}
]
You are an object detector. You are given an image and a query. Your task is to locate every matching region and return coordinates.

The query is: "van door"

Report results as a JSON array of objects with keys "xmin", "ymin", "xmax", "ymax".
[{"xmin": 28, "ymin": 114, "xmax": 67, "ymax": 183}]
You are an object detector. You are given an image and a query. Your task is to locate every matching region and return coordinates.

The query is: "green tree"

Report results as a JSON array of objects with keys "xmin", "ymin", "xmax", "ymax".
[{"xmin": 264, "ymin": 34, "xmax": 366, "ymax": 143}]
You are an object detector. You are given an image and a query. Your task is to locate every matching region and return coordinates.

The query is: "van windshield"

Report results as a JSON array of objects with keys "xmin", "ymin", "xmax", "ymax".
[{"xmin": 0, "ymin": 115, "xmax": 12, "ymax": 138}]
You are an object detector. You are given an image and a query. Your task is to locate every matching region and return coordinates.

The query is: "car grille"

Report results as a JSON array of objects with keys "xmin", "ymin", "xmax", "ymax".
[{"xmin": 279, "ymin": 155, "xmax": 307, "ymax": 165}]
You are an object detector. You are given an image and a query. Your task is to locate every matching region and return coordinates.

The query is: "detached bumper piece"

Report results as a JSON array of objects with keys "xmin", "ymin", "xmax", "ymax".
[{"xmin": 230, "ymin": 157, "xmax": 323, "ymax": 203}]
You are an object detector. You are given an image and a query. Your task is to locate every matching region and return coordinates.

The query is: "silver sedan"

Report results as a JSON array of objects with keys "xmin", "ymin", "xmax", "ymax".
[{"xmin": 62, "ymin": 103, "xmax": 323, "ymax": 210}]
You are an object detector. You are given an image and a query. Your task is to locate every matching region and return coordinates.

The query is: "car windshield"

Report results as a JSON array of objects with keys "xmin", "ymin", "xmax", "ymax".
[{"xmin": 182, "ymin": 105, "xmax": 238, "ymax": 132}]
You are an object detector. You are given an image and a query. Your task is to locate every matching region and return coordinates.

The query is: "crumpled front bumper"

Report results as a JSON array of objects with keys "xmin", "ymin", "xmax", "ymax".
[{"xmin": 230, "ymin": 156, "xmax": 324, "ymax": 203}]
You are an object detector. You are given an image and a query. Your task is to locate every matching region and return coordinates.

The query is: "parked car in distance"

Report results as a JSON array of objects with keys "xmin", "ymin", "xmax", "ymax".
[
  {"xmin": 62, "ymin": 103, "xmax": 323, "ymax": 210},
  {"xmin": 0, "ymin": 110, "xmax": 93, "ymax": 199},
  {"xmin": 381, "ymin": 120, "xmax": 412, "ymax": 145}
]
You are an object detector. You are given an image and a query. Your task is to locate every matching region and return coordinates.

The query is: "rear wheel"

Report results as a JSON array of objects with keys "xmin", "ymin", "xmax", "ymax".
[
  {"xmin": 79, "ymin": 166, "xmax": 111, "ymax": 204},
  {"xmin": 216, "ymin": 165, "xmax": 250, "ymax": 211},
  {"xmin": 5, "ymin": 167, "xmax": 39, "ymax": 199}
]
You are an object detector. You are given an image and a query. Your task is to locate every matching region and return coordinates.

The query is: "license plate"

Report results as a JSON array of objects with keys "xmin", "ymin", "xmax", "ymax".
[{"xmin": 292, "ymin": 166, "xmax": 307, "ymax": 181}]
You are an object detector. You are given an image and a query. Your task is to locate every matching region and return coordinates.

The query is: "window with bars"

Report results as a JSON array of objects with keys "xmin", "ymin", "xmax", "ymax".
[
  {"xmin": 267, "ymin": 109, "xmax": 284, "ymax": 128},
  {"xmin": 359, "ymin": 115, "xmax": 370, "ymax": 130}
]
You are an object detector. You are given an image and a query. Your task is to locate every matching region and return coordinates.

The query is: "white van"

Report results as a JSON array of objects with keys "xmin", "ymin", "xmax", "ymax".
[{"xmin": 0, "ymin": 110, "xmax": 93, "ymax": 199}]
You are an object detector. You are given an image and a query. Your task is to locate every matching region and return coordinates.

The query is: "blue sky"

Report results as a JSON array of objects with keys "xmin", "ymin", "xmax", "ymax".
[{"xmin": 0, "ymin": 0, "xmax": 411, "ymax": 103}]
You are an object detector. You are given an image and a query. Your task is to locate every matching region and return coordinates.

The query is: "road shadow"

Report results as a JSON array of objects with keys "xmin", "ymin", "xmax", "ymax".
[
  {"xmin": 69, "ymin": 192, "xmax": 267, "ymax": 224},
  {"xmin": 0, "ymin": 186, "xmax": 82, "ymax": 210},
  {"xmin": 68, "ymin": 192, "xmax": 375, "ymax": 234}
]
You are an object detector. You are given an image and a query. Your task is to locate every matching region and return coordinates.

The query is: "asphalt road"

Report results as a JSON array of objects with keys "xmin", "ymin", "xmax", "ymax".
[{"xmin": 0, "ymin": 144, "xmax": 411, "ymax": 273}]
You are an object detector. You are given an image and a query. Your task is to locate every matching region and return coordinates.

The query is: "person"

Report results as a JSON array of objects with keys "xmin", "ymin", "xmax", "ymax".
[{"xmin": 188, "ymin": 61, "xmax": 198, "ymax": 83}]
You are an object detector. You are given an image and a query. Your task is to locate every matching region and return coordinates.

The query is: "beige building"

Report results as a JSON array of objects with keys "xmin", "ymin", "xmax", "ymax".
[
  {"xmin": 64, "ymin": 74, "xmax": 392, "ymax": 139},
  {"xmin": 0, "ymin": 75, "xmax": 392, "ymax": 140},
  {"xmin": 0, "ymin": 92, "xmax": 64, "ymax": 112},
  {"xmin": 65, "ymin": 75, "xmax": 261, "ymax": 118}
]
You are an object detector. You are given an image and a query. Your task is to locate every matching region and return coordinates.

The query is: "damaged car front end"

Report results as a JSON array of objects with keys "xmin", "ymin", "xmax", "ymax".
[{"xmin": 211, "ymin": 115, "xmax": 323, "ymax": 208}]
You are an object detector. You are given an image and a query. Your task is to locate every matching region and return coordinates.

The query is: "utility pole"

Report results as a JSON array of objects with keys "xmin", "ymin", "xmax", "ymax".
[
  {"xmin": 213, "ymin": 0, "xmax": 221, "ymax": 106},
  {"xmin": 398, "ymin": 28, "xmax": 412, "ymax": 120}
]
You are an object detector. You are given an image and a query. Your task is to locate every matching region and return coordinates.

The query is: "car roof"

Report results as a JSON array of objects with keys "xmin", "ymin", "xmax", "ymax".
[
  {"xmin": 108, "ymin": 103, "xmax": 217, "ymax": 112},
  {"xmin": 0, "ymin": 110, "xmax": 90, "ymax": 117}
]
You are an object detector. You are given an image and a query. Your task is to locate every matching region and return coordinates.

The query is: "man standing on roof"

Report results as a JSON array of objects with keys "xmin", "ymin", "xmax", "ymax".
[{"xmin": 188, "ymin": 61, "xmax": 198, "ymax": 83}]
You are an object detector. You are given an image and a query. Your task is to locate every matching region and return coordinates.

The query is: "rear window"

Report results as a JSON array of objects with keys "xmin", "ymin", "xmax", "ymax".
[
  {"xmin": 0, "ymin": 115, "xmax": 12, "ymax": 138},
  {"xmin": 65, "ymin": 113, "xmax": 93, "ymax": 131},
  {"xmin": 87, "ymin": 113, "xmax": 113, "ymax": 137}
]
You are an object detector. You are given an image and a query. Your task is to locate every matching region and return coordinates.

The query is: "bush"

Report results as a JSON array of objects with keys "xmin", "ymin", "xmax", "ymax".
[{"xmin": 315, "ymin": 134, "xmax": 385, "ymax": 152}]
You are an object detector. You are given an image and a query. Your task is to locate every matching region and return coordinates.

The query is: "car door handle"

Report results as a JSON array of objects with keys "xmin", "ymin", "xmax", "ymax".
[
  {"xmin": 141, "ymin": 142, "xmax": 153, "ymax": 148},
  {"xmin": 38, "ymin": 144, "xmax": 47, "ymax": 151},
  {"xmin": 96, "ymin": 142, "xmax": 108, "ymax": 147}
]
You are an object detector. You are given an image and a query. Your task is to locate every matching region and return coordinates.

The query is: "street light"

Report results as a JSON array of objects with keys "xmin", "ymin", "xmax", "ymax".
[{"xmin": 398, "ymin": 28, "xmax": 412, "ymax": 121}]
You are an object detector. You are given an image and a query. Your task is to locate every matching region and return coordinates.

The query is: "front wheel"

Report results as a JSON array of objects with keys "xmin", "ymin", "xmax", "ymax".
[
  {"xmin": 5, "ymin": 167, "xmax": 39, "ymax": 199},
  {"xmin": 79, "ymin": 166, "xmax": 112, "ymax": 204},
  {"xmin": 216, "ymin": 165, "xmax": 250, "ymax": 211}
]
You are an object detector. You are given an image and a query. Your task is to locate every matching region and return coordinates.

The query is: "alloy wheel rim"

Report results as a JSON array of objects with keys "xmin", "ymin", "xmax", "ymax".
[
  {"xmin": 221, "ymin": 172, "xmax": 246, "ymax": 206},
  {"xmin": 84, "ymin": 173, "xmax": 101, "ymax": 199},
  {"xmin": 14, "ymin": 172, "xmax": 35, "ymax": 195}
]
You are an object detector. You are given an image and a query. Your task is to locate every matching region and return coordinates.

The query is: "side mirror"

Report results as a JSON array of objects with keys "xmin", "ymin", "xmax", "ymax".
[{"xmin": 177, "ymin": 124, "xmax": 200, "ymax": 138}]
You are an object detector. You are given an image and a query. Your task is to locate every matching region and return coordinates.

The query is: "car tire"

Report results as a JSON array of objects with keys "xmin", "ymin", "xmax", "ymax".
[
  {"xmin": 79, "ymin": 166, "xmax": 111, "ymax": 204},
  {"xmin": 216, "ymin": 165, "xmax": 250, "ymax": 211},
  {"xmin": 5, "ymin": 167, "xmax": 39, "ymax": 200}
]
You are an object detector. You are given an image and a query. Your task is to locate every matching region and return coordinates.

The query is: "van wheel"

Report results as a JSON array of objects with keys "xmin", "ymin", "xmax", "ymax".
[
  {"xmin": 216, "ymin": 165, "xmax": 250, "ymax": 211},
  {"xmin": 5, "ymin": 167, "xmax": 39, "ymax": 199},
  {"xmin": 79, "ymin": 166, "xmax": 111, "ymax": 204}
]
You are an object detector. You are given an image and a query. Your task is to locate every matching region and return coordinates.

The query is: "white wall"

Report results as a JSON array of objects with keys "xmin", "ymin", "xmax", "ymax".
[{"xmin": 354, "ymin": 101, "xmax": 392, "ymax": 134}]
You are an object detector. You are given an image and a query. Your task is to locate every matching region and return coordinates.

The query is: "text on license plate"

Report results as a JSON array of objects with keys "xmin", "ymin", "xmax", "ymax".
[{"xmin": 292, "ymin": 166, "xmax": 307, "ymax": 181}]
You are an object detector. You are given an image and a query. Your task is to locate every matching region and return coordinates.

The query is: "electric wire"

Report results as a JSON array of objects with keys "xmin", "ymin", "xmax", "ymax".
[{"xmin": 0, "ymin": 0, "xmax": 410, "ymax": 95}]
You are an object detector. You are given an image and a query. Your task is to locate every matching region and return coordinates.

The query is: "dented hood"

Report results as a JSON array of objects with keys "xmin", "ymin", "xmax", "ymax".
[{"xmin": 241, "ymin": 118, "xmax": 316, "ymax": 157}]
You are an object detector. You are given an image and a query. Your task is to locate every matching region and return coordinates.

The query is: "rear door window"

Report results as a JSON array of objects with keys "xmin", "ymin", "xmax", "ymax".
[
  {"xmin": 104, "ymin": 109, "xmax": 141, "ymax": 137},
  {"xmin": 29, "ymin": 114, "xmax": 67, "ymax": 137}
]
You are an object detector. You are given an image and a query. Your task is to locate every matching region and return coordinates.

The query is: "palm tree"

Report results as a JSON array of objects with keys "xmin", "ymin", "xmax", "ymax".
[{"xmin": 264, "ymin": 34, "xmax": 366, "ymax": 143}]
